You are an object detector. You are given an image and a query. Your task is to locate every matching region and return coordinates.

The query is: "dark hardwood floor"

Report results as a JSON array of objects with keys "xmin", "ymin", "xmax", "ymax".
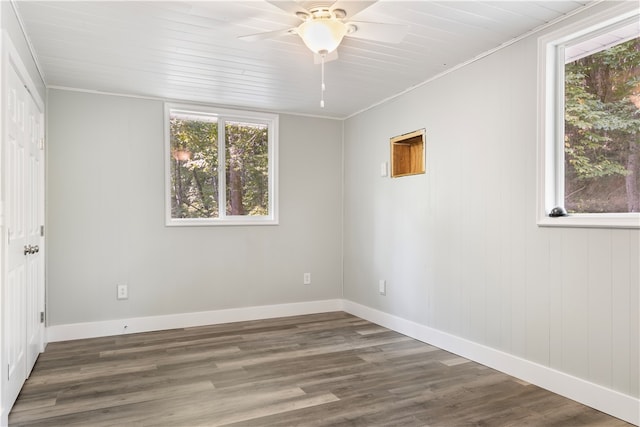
[{"xmin": 9, "ymin": 312, "xmax": 632, "ymax": 426}]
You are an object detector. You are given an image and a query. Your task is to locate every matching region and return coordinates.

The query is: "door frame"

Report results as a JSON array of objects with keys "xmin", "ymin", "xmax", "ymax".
[{"xmin": 0, "ymin": 29, "xmax": 46, "ymax": 424}]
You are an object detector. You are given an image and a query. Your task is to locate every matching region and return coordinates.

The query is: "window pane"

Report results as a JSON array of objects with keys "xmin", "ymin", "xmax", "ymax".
[
  {"xmin": 564, "ymin": 36, "xmax": 640, "ymax": 213},
  {"xmin": 225, "ymin": 121, "xmax": 269, "ymax": 216},
  {"xmin": 169, "ymin": 112, "xmax": 219, "ymax": 218}
]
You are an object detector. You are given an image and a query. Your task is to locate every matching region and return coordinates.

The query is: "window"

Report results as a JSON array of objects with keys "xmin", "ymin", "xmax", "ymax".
[
  {"xmin": 165, "ymin": 103, "xmax": 278, "ymax": 225},
  {"xmin": 538, "ymin": 3, "xmax": 639, "ymax": 228}
]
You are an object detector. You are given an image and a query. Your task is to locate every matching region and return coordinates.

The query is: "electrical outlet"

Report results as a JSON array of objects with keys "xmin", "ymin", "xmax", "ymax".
[
  {"xmin": 379, "ymin": 279, "xmax": 386, "ymax": 295},
  {"xmin": 303, "ymin": 273, "xmax": 311, "ymax": 285},
  {"xmin": 117, "ymin": 284, "xmax": 128, "ymax": 300}
]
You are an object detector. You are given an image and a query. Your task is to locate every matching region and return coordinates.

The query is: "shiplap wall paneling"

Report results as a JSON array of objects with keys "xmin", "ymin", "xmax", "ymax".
[
  {"xmin": 587, "ymin": 229, "xmax": 613, "ymax": 388},
  {"xmin": 560, "ymin": 229, "xmax": 590, "ymax": 378},
  {"xmin": 525, "ymin": 229, "xmax": 552, "ymax": 367},
  {"xmin": 611, "ymin": 230, "xmax": 631, "ymax": 394},
  {"xmin": 627, "ymin": 231, "xmax": 639, "ymax": 397},
  {"xmin": 548, "ymin": 229, "xmax": 564, "ymax": 371}
]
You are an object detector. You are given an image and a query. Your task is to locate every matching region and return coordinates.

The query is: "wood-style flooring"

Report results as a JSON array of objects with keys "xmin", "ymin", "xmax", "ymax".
[{"xmin": 9, "ymin": 312, "xmax": 632, "ymax": 426}]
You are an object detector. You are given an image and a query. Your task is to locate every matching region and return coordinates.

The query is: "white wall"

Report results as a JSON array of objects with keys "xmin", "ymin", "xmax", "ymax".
[
  {"xmin": 46, "ymin": 89, "xmax": 343, "ymax": 326},
  {"xmin": 343, "ymin": 2, "xmax": 639, "ymax": 402}
]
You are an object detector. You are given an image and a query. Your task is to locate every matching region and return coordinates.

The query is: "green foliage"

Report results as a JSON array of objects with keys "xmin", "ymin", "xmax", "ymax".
[
  {"xmin": 169, "ymin": 114, "xmax": 269, "ymax": 219},
  {"xmin": 564, "ymin": 36, "xmax": 640, "ymax": 212}
]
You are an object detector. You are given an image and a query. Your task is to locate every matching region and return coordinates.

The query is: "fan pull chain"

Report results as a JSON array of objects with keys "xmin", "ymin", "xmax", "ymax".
[{"xmin": 320, "ymin": 53, "xmax": 326, "ymax": 108}]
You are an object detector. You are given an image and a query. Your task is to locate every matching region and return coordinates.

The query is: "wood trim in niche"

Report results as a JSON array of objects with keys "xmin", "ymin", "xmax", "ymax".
[{"xmin": 390, "ymin": 129, "xmax": 425, "ymax": 178}]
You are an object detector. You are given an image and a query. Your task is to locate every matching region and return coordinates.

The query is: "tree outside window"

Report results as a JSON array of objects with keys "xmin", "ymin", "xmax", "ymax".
[{"xmin": 564, "ymin": 36, "xmax": 640, "ymax": 213}]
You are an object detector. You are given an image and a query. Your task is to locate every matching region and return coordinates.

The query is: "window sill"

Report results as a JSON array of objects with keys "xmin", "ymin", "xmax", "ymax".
[
  {"xmin": 166, "ymin": 217, "xmax": 278, "ymax": 227},
  {"xmin": 537, "ymin": 213, "xmax": 640, "ymax": 229}
]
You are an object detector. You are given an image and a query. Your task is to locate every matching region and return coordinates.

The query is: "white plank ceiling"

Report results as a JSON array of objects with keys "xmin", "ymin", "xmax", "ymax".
[{"xmin": 14, "ymin": 0, "xmax": 594, "ymax": 118}]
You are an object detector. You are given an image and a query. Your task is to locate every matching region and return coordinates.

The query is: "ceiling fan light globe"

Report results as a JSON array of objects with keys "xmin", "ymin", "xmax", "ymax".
[{"xmin": 298, "ymin": 19, "xmax": 347, "ymax": 54}]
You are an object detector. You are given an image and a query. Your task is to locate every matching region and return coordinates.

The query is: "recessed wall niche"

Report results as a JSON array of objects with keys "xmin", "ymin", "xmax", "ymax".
[{"xmin": 390, "ymin": 129, "xmax": 425, "ymax": 178}]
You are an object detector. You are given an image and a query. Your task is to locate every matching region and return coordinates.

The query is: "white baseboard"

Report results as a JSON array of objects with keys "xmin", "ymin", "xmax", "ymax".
[
  {"xmin": 46, "ymin": 299, "xmax": 344, "ymax": 342},
  {"xmin": 342, "ymin": 300, "xmax": 639, "ymax": 426}
]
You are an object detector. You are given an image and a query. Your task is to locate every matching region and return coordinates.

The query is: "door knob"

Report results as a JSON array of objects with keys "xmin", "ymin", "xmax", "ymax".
[{"xmin": 23, "ymin": 245, "xmax": 39, "ymax": 255}]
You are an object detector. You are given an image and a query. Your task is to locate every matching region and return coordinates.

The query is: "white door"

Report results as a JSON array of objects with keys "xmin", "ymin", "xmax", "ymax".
[
  {"xmin": 3, "ymin": 52, "xmax": 45, "ymax": 409},
  {"xmin": 25, "ymin": 87, "xmax": 44, "ymax": 375},
  {"xmin": 4, "ymin": 58, "xmax": 29, "ymax": 409}
]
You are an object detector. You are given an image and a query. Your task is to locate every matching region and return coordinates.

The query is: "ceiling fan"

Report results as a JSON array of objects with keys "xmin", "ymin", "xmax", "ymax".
[
  {"xmin": 240, "ymin": 1, "xmax": 409, "ymax": 58},
  {"xmin": 239, "ymin": 1, "xmax": 410, "ymax": 107}
]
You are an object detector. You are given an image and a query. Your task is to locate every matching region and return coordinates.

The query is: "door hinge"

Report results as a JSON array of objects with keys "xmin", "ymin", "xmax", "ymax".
[
  {"xmin": 40, "ymin": 225, "xmax": 44, "ymax": 237},
  {"xmin": 39, "ymin": 137, "xmax": 45, "ymax": 151},
  {"xmin": 40, "ymin": 311, "xmax": 45, "ymax": 323}
]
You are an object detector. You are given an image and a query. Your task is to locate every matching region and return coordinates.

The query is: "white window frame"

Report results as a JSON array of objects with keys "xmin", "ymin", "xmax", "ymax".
[
  {"xmin": 164, "ymin": 103, "xmax": 279, "ymax": 226},
  {"xmin": 537, "ymin": 3, "xmax": 640, "ymax": 229}
]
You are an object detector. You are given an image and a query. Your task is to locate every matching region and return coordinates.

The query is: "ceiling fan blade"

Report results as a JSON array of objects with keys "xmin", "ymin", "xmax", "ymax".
[
  {"xmin": 238, "ymin": 28, "xmax": 294, "ymax": 42},
  {"xmin": 345, "ymin": 21, "xmax": 410, "ymax": 43},
  {"xmin": 266, "ymin": 1, "xmax": 310, "ymax": 18},
  {"xmin": 330, "ymin": 1, "xmax": 376, "ymax": 19},
  {"xmin": 314, "ymin": 50, "xmax": 339, "ymax": 64}
]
